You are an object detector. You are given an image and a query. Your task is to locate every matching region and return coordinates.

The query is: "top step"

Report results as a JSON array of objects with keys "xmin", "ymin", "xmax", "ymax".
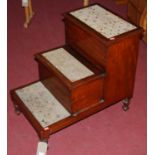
[{"xmin": 65, "ymin": 4, "xmax": 137, "ymax": 39}]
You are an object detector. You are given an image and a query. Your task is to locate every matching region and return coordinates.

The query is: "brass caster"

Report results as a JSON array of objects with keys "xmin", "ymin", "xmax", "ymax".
[{"xmin": 122, "ymin": 98, "xmax": 130, "ymax": 111}]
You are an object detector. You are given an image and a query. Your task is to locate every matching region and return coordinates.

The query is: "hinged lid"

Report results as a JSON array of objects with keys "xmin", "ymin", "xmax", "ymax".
[{"xmin": 69, "ymin": 4, "xmax": 137, "ymax": 39}]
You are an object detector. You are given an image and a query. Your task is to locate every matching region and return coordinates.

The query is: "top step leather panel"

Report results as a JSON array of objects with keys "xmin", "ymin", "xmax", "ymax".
[{"xmin": 70, "ymin": 4, "xmax": 137, "ymax": 38}]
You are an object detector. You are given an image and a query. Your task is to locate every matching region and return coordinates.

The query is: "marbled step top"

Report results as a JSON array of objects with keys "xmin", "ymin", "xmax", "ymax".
[
  {"xmin": 70, "ymin": 4, "xmax": 137, "ymax": 38},
  {"xmin": 42, "ymin": 48, "xmax": 94, "ymax": 82},
  {"xmin": 15, "ymin": 82, "xmax": 71, "ymax": 128}
]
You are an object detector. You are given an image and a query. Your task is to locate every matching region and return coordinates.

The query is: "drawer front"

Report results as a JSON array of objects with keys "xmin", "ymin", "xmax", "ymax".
[{"xmin": 71, "ymin": 78, "xmax": 104, "ymax": 113}]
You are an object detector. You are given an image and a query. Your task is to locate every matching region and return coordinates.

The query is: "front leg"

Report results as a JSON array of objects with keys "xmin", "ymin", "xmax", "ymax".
[
  {"xmin": 122, "ymin": 98, "xmax": 130, "ymax": 111},
  {"xmin": 83, "ymin": 0, "xmax": 89, "ymax": 6}
]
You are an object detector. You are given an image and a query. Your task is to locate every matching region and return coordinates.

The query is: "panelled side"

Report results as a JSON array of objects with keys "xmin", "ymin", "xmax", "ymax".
[
  {"xmin": 65, "ymin": 16, "xmax": 141, "ymax": 106},
  {"xmin": 104, "ymin": 34, "xmax": 140, "ymax": 104}
]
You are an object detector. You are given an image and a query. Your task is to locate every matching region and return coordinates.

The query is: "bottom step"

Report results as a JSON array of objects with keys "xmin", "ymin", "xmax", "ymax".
[
  {"xmin": 11, "ymin": 80, "xmax": 107, "ymax": 139},
  {"xmin": 14, "ymin": 81, "xmax": 71, "ymax": 128}
]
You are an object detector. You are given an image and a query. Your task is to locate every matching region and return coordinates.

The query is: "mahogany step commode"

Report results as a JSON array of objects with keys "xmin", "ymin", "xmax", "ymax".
[{"xmin": 11, "ymin": 3, "xmax": 143, "ymax": 154}]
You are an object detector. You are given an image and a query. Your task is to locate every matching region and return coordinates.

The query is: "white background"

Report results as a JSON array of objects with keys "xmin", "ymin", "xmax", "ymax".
[{"xmin": 0, "ymin": 0, "xmax": 7, "ymax": 155}]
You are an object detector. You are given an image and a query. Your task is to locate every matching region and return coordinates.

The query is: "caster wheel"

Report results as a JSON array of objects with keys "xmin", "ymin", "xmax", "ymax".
[
  {"xmin": 122, "ymin": 104, "xmax": 129, "ymax": 111},
  {"xmin": 122, "ymin": 98, "xmax": 130, "ymax": 111}
]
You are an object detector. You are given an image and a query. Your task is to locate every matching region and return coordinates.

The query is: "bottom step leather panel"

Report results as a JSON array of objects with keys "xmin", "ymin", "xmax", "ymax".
[
  {"xmin": 13, "ymin": 81, "xmax": 71, "ymax": 128},
  {"xmin": 11, "ymin": 80, "xmax": 122, "ymax": 139}
]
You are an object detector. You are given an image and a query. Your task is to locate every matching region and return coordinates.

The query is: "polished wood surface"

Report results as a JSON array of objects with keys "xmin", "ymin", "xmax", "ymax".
[
  {"xmin": 64, "ymin": 4, "xmax": 142, "ymax": 106},
  {"xmin": 24, "ymin": 0, "xmax": 34, "ymax": 28},
  {"xmin": 139, "ymin": 7, "xmax": 146, "ymax": 42},
  {"xmin": 83, "ymin": 0, "xmax": 89, "ymax": 6}
]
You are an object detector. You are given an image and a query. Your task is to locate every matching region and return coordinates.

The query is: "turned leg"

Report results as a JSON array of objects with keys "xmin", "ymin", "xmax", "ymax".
[
  {"xmin": 24, "ymin": 6, "xmax": 29, "ymax": 28},
  {"xmin": 14, "ymin": 104, "xmax": 21, "ymax": 115},
  {"xmin": 28, "ymin": 0, "xmax": 34, "ymax": 19},
  {"xmin": 24, "ymin": 0, "xmax": 35, "ymax": 28},
  {"xmin": 84, "ymin": 0, "xmax": 89, "ymax": 6},
  {"xmin": 122, "ymin": 98, "xmax": 130, "ymax": 111}
]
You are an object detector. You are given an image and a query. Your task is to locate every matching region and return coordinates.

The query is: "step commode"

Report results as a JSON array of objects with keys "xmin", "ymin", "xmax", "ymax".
[
  {"xmin": 35, "ymin": 46, "xmax": 105, "ymax": 114},
  {"xmin": 15, "ymin": 81, "xmax": 71, "ymax": 128},
  {"xmin": 11, "ymin": 4, "xmax": 142, "ymax": 154}
]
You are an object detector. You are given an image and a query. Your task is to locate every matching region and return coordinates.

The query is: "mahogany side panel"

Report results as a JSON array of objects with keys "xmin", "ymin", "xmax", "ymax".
[
  {"xmin": 64, "ymin": 15, "xmax": 142, "ymax": 106},
  {"xmin": 104, "ymin": 34, "xmax": 141, "ymax": 104}
]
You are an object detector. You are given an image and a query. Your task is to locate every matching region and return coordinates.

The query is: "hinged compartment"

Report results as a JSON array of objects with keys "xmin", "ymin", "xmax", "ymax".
[{"xmin": 64, "ymin": 4, "xmax": 142, "ymax": 105}]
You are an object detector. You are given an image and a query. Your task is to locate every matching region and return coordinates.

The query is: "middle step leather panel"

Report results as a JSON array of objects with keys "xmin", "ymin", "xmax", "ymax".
[{"xmin": 35, "ymin": 46, "xmax": 105, "ymax": 115}]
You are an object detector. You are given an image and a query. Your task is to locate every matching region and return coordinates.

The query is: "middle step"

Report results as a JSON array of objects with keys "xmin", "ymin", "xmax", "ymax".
[{"xmin": 35, "ymin": 46, "xmax": 105, "ymax": 115}]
